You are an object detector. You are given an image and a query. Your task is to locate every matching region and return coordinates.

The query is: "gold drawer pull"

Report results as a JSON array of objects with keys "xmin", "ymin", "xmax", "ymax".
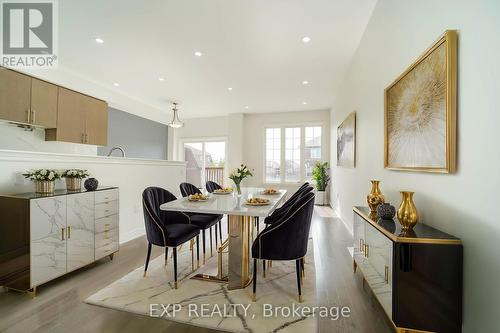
[
  {"xmin": 61, "ymin": 227, "xmax": 65, "ymax": 241},
  {"xmin": 364, "ymin": 244, "xmax": 369, "ymax": 257},
  {"xmin": 384, "ymin": 265, "xmax": 389, "ymax": 283},
  {"xmin": 67, "ymin": 226, "xmax": 71, "ymax": 239}
]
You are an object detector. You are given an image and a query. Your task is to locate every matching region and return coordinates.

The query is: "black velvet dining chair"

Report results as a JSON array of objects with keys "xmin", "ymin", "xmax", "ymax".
[
  {"xmin": 142, "ymin": 187, "xmax": 200, "ymax": 289},
  {"xmin": 205, "ymin": 180, "xmax": 222, "ymax": 193},
  {"xmin": 179, "ymin": 182, "xmax": 223, "ymax": 263},
  {"xmin": 263, "ymin": 182, "xmax": 313, "ymax": 226},
  {"xmin": 251, "ymin": 191, "xmax": 315, "ymax": 302}
]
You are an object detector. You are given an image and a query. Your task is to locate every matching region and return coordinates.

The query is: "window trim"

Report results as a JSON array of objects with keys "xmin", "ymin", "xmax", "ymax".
[{"xmin": 263, "ymin": 122, "xmax": 326, "ymax": 185}]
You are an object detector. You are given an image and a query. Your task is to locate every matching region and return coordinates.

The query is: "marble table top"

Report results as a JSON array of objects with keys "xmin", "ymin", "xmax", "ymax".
[{"xmin": 160, "ymin": 187, "xmax": 287, "ymax": 217}]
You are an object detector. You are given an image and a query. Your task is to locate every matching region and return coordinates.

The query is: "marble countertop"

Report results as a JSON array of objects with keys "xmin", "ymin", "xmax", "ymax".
[
  {"xmin": 160, "ymin": 187, "xmax": 287, "ymax": 217},
  {"xmin": 0, "ymin": 186, "xmax": 118, "ymax": 200}
]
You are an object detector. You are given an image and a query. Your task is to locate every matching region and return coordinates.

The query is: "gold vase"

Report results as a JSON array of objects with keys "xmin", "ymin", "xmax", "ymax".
[
  {"xmin": 367, "ymin": 180, "xmax": 385, "ymax": 214},
  {"xmin": 66, "ymin": 178, "xmax": 82, "ymax": 192},
  {"xmin": 35, "ymin": 180, "xmax": 55, "ymax": 194},
  {"xmin": 397, "ymin": 191, "xmax": 418, "ymax": 230}
]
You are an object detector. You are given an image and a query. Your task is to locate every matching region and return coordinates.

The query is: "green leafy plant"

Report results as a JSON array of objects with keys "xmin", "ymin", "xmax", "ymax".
[
  {"xmin": 311, "ymin": 162, "xmax": 330, "ymax": 191},
  {"xmin": 62, "ymin": 169, "xmax": 90, "ymax": 179},
  {"xmin": 23, "ymin": 169, "xmax": 62, "ymax": 181}
]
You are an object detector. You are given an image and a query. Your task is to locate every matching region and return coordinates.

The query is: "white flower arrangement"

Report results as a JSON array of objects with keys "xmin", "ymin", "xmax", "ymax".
[
  {"xmin": 23, "ymin": 169, "xmax": 62, "ymax": 181},
  {"xmin": 62, "ymin": 169, "xmax": 90, "ymax": 179}
]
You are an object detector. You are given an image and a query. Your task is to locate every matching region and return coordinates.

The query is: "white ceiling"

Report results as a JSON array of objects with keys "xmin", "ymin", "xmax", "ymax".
[{"xmin": 32, "ymin": 0, "xmax": 377, "ymax": 121}]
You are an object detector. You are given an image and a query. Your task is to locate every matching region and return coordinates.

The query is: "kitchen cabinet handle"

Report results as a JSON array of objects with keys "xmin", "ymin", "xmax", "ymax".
[
  {"xmin": 384, "ymin": 265, "xmax": 389, "ymax": 283},
  {"xmin": 365, "ymin": 244, "xmax": 369, "ymax": 257},
  {"xmin": 61, "ymin": 227, "xmax": 65, "ymax": 241},
  {"xmin": 31, "ymin": 109, "xmax": 36, "ymax": 123},
  {"xmin": 85, "ymin": 133, "xmax": 89, "ymax": 143},
  {"xmin": 67, "ymin": 226, "xmax": 71, "ymax": 239},
  {"xmin": 360, "ymin": 239, "xmax": 364, "ymax": 251},
  {"xmin": 81, "ymin": 133, "xmax": 85, "ymax": 143}
]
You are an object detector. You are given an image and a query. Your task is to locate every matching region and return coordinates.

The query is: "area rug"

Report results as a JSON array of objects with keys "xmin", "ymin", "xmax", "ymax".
[{"xmin": 85, "ymin": 241, "xmax": 317, "ymax": 333}]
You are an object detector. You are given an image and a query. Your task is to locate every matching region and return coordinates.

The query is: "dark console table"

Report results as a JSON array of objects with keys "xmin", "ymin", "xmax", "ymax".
[{"xmin": 352, "ymin": 206, "xmax": 463, "ymax": 333}]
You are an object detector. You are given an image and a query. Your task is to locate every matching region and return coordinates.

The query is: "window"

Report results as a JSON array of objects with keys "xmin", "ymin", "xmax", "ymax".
[
  {"xmin": 183, "ymin": 141, "xmax": 226, "ymax": 188},
  {"xmin": 285, "ymin": 127, "xmax": 301, "ymax": 182},
  {"xmin": 265, "ymin": 128, "xmax": 281, "ymax": 183},
  {"xmin": 264, "ymin": 125, "xmax": 323, "ymax": 183},
  {"xmin": 305, "ymin": 126, "xmax": 322, "ymax": 179}
]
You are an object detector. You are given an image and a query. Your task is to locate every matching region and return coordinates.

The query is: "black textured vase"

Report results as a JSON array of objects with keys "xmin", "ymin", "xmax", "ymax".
[
  {"xmin": 377, "ymin": 202, "xmax": 396, "ymax": 220},
  {"xmin": 84, "ymin": 178, "xmax": 99, "ymax": 191}
]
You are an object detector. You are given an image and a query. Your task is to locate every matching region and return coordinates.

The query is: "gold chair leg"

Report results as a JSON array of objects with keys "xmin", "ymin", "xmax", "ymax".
[{"xmin": 191, "ymin": 240, "xmax": 195, "ymax": 272}]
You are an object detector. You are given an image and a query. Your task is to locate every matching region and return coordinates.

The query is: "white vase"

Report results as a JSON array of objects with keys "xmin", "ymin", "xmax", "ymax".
[{"xmin": 315, "ymin": 190, "xmax": 326, "ymax": 205}]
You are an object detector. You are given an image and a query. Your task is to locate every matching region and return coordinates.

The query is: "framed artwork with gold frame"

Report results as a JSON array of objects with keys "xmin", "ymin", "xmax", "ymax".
[
  {"xmin": 384, "ymin": 30, "xmax": 457, "ymax": 173},
  {"xmin": 337, "ymin": 111, "xmax": 356, "ymax": 168}
]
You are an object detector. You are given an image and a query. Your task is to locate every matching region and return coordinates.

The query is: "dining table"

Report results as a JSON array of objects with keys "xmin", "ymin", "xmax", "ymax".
[{"xmin": 160, "ymin": 187, "xmax": 287, "ymax": 290}]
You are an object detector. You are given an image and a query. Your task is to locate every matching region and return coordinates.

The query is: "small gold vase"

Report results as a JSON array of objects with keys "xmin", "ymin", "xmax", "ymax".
[
  {"xmin": 367, "ymin": 180, "xmax": 385, "ymax": 214},
  {"xmin": 35, "ymin": 180, "xmax": 55, "ymax": 194},
  {"xmin": 66, "ymin": 178, "xmax": 82, "ymax": 192},
  {"xmin": 397, "ymin": 191, "xmax": 418, "ymax": 230}
]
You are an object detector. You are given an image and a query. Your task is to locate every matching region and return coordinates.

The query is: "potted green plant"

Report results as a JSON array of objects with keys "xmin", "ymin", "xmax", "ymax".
[
  {"xmin": 311, "ymin": 162, "xmax": 330, "ymax": 205},
  {"xmin": 229, "ymin": 164, "xmax": 253, "ymax": 196},
  {"xmin": 62, "ymin": 169, "xmax": 90, "ymax": 191},
  {"xmin": 23, "ymin": 169, "xmax": 62, "ymax": 194}
]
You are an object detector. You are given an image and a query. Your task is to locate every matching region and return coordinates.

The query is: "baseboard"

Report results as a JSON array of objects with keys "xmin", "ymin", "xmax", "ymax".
[
  {"xmin": 120, "ymin": 227, "xmax": 145, "ymax": 244},
  {"xmin": 330, "ymin": 204, "xmax": 353, "ymax": 236}
]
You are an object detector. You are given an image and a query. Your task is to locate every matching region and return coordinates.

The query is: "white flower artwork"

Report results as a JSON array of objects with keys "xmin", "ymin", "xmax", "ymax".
[{"xmin": 384, "ymin": 31, "xmax": 457, "ymax": 173}]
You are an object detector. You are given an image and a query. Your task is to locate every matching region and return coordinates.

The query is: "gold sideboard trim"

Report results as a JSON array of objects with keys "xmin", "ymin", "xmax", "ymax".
[{"xmin": 353, "ymin": 207, "xmax": 462, "ymax": 245}]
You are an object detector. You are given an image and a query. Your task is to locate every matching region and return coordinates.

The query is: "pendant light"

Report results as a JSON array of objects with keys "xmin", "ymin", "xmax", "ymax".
[{"xmin": 167, "ymin": 102, "xmax": 184, "ymax": 128}]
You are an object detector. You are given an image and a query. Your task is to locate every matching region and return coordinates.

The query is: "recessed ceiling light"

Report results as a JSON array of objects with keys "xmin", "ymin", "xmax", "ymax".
[
  {"xmin": 302, "ymin": 36, "xmax": 311, "ymax": 43},
  {"xmin": 302, "ymin": 101, "xmax": 307, "ymax": 105},
  {"xmin": 113, "ymin": 82, "xmax": 120, "ymax": 87},
  {"xmin": 227, "ymin": 87, "xmax": 233, "ymax": 91},
  {"xmin": 158, "ymin": 77, "xmax": 165, "ymax": 81},
  {"xmin": 95, "ymin": 38, "xmax": 104, "ymax": 44},
  {"xmin": 244, "ymin": 106, "xmax": 249, "ymax": 109},
  {"xmin": 302, "ymin": 80, "xmax": 309, "ymax": 85},
  {"xmin": 194, "ymin": 51, "xmax": 202, "ymax": 57}
]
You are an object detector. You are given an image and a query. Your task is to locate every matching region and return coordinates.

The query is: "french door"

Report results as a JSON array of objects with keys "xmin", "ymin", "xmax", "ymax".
[{"xmin": 183, "ymin": 141, "xmax": 226, "ymax": 189}]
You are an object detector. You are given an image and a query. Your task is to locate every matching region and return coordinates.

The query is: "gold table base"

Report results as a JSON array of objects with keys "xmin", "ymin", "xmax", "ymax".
[{"xmin": 190, "ymin": 215, "xmax": 255, "ymax": 290}]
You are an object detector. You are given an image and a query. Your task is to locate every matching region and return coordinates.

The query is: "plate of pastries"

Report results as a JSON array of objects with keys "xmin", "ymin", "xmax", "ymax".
[
  {"xmin": 261, "ymin": 188, "xmax": 279, "ymax": 195},
  {"xmin": 213, "ymin": 187, "xmax": 233, "ymax": 194},
  {"xmin": 245, "ymin": 197, "xmax": 270, "ymax": 206},
  {"xmin": 188, "ymin": 193, "xmax": 209, "ymax": 201}
]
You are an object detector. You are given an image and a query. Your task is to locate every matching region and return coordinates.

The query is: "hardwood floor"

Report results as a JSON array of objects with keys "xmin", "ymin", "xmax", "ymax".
[{"xmin": 0, "ymin": 207, "xmax": 392, "ymax": 333}]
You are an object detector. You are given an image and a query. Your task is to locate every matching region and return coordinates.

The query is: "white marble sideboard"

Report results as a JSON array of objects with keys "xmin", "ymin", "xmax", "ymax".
[{"xmin": 0, "ymin": 187, "xmax": 119, "ymax": 295}]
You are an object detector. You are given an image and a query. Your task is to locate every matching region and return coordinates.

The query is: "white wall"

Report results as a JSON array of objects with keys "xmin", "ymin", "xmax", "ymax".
[
  {"xmin": 0, "ymin": 150, "xmax": 186, "ymax": 243},
  {"xmin": 170, "ymin": 115, "xmax": 229, "ymax": 159},
  {"xmin": 329, "ymin": 1, "xmax": 500, "ymax": 331}
]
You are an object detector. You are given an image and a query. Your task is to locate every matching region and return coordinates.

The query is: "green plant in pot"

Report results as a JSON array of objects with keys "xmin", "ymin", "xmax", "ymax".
[{"xmin": 311, "ymin": 162, "xmax": 330, "ymax": 205}]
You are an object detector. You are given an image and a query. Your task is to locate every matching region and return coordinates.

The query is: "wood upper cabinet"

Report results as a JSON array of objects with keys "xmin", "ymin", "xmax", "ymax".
[
  {"xmin": 46, "ymin": 87, "xmax": 108, "ymax": 145},
  {"xmin": 46, "ymin": 87, "xmax": 86, "ymax": 144},
  {"xmin": 0, "ymin": 68, "xmax": 32, "ymax": 124},
  {"xmin": 30, "ymin": 78, "xmax": 58, "ymax": 128},
  {"xmin": 84, "ymin": 97, "xmax": 108, "ymax": 146}
]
